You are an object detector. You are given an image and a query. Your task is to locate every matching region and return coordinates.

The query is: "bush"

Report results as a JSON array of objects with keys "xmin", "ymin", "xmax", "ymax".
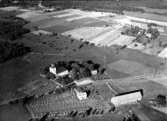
[{"xmin": 79, "ymin": 44, "xmax": 84, "ymax": 49}]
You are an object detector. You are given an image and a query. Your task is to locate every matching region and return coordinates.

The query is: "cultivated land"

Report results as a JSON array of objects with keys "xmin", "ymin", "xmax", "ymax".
[{"xmin": 0, "ymin": 1, "xmax": 167, "ymax": 121}]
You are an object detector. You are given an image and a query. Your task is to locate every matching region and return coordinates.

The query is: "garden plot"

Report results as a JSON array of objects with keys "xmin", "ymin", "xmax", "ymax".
[
  {"xmin": 54, "ymin": 12, "xmax": 78, "ymax": 18},
  {"xmin": 108, "ymin": 60, "xmax": 154, "ymax": 76},
  {"xmin": 89, "ymin": 25, "xmax": 122, "ymax": 45},
  {"xmin": 0, "ymin": 6, "xmax": 19, "ymax": 11},
  {"xmin": 17, "ymin": 11, "xmax": 43, "ymax": 20},
  {"xmin": 66, "ymin": 16, "xmax": 88, "ymax": 22},
  {"xmin": 76, "ymin": 9, "xmax": 113, "ymax": 18},
  {"xmin": 44, "ymin": 25, "xmax": 74, "ymax": 33},
  {"xmin": 125, "ymin": 11, "xmax": 167, "ymax": 22},
  {"xmin": 90, "ymin": 29, "xmax": 120, "ymax": 46},
  {"xmin": 26, "ymin": 14, "xmax": 50, "ymax": 22},
  {"xmin": 107, "ymin": 35, "xmax": 135, "ymax": 47},
  {"xmin": 47, "ymin": 10, "xmax": 70, "ymax": 16},
  {"xmin": 69, "ymin": 17, "xmax": 99, "ymax": 26},
  {"xmin": 100, "ymin": 32, "xmax": 121, "ymax": 46},
  {"xmin": 37, "ymin": 18, "xmax": 66, "ymax": 28},
  {"xmin": 62, "ymin": 27, "xmax": 111, "ymax": 41}
]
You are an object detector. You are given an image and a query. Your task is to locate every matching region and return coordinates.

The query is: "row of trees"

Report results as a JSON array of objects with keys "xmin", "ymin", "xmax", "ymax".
[{"xmin": 0, "ymin": 16, "xmax": 30, "ymax": 40}]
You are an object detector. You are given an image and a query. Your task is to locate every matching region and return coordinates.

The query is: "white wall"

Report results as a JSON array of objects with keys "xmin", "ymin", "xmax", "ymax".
[{"xmin": 111, "ymin": 91, "xmax": 142, "ymax": 106}]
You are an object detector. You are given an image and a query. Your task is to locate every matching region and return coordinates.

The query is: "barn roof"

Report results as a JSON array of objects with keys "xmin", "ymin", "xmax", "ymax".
[{"xmin": 116, "ymin": 89, "xmax": 143, "ymax": 96}]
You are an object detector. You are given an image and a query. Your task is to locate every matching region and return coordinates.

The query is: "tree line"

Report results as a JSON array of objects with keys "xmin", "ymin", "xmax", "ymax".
[{"xmin": 0, "ymin": 41, "xmax": 31, "ymax": 62}]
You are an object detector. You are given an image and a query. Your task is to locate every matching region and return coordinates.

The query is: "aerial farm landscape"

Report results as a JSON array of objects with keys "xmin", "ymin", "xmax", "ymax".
[{"xmin": 0, "ymin": 0, "xmax": 167, "ymax": 121}]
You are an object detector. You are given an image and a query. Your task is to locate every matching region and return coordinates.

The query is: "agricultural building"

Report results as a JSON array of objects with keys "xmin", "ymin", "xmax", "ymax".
[
  {"xmin": 158, "ymin": 47, "xmax": 167, "ymax": 58},
  {"xmin": 111, "ymin": 89, "xmax": 143, "ymax": 107},
  {"xmin": 74, "ymin": 88, "xmax": 87, "ymax": 101}
]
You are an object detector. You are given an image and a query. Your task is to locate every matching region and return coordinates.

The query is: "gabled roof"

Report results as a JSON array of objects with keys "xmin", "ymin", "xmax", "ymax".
[
  {"xmin": 56, "ymin": 66, "xmax": 68, "ymax": 73},
  {"xmin": 116, "ymin": 89, "xmax": 143, "ymax": 96}
]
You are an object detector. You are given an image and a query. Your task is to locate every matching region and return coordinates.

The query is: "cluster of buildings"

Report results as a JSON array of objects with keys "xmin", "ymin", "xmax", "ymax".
[
  {"xmin": 24, "ymin": 66, "xmax": 144, "ymax": 120},
  {"xmin": 18, "ymin": 60, "xmax": 145, "ymax": 120}
]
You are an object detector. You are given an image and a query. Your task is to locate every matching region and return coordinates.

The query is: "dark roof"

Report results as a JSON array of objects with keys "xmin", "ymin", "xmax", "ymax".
[
  {"xmin": 55, "ymin": 66, "xmax": 67, "ymax": 73},
  {"xmin": 116, "ymin": 89, "xmax": 143, "ymax": 96}
]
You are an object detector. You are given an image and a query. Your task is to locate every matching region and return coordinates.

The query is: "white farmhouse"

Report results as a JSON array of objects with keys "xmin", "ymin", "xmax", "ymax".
[
  {"xmin": 49, "ymin": 64, "xmax": 69, "ymax": 77},
  {"xmin": 49, "ymin": 64, "xmax": 57, "ymax": 75}
]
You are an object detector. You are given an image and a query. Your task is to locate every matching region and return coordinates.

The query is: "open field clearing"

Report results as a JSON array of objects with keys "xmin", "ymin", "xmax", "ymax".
[
  {"xmin": 124, "ymin": 11, "xmax": 167, "ymax": 22},
  {"xmin": 96, "ymin": 83, "xmax": 115, "ymax": 101},
  {"xmin": 108, "ymin": 60, "xmax": 154, "ymax": 76},
  {"xmin": 106, "ymin": 69, "xmax": 130, "ymax": 79},
  {"xmin": 23, "ymin": 14, "xmax": 50, "ymax": 22},
  {"xmin": 68, "ymin": 17, "xmax": 99, "ymax": 26},
  {"xmin": 26, "ymin": 17, "xmax": 66, "ymax": 29},
  {"xmin": 62, "ymin": 27, "xmax": 111, "ymax": 40},
  {"xmin": 136, "ymin": 6, "xmax": 167, "ymax": 14},
  {"xmin": 43, "ymin": 25, "xmax": 74, "ymax": 33},
  {"xmin": 0, "ymin": 104, "xmax": 30, "ymax": 121},
  {"xmin": 57, "ymin": 14, "xmax": 81, "ymax": 20},
  {"xmin": 128, "ymin": 42, "xmax": 145, "ymax": 50},
  {"xmin": 84, "ymin": 20, "xmax": 111, "ymax": 27},
  {"xmin": 46, "ymin": 9, "xmax": 75, "ymax": 16},
  {"xmin": 17, "ymin": 11, "xmax": 43, "ymax": 19},
  {"xmin": 62, "ymin": 24, "xmax": 126, "ymax": 47},
  {"xmin": 117, "ymin": 81, "xmax": 167, "ymax": 99},
  {"xmin": 54, "ymin": 12, "xmax": 78, "ymax": 18},
  {"xmin": 114, "ymin": 47, "xmax": 164, "ymax": 69},
  {"xmin": 66, "ymin": 16, "xmax": 91, "ymax": 22},
  {"xmin": 0, "ymin": 6, "xmax": 19, "ymax": 11},
  {"xmin": 107, "ymin": 35, "xmax": 135, "ymax": 47},
  {"xmin": 90, "ymin": 28, "xmax": 122, "ymax": 45}
]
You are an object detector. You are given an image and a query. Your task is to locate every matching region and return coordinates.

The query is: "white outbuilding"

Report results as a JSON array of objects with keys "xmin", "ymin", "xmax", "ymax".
[
  {"xmin": 111, "ymin": 89, "xmax": 143, "ymax": 107},
  {"xmin": 158, "ymin": 47, "xmax": 167, "ymax": 58},
  {"xmin": 74, "ymin": 88, "xmax": 87, "ymax": 101}
]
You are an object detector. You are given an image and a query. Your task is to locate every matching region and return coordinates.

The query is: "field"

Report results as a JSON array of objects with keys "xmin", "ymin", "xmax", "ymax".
[
  {"xmin": 0, "ymin": 103, "xmax": 30, "ymax": 121},
  {"xmin": 0, "ymin": 7, "xmax": 166, "ymax": 103}
]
